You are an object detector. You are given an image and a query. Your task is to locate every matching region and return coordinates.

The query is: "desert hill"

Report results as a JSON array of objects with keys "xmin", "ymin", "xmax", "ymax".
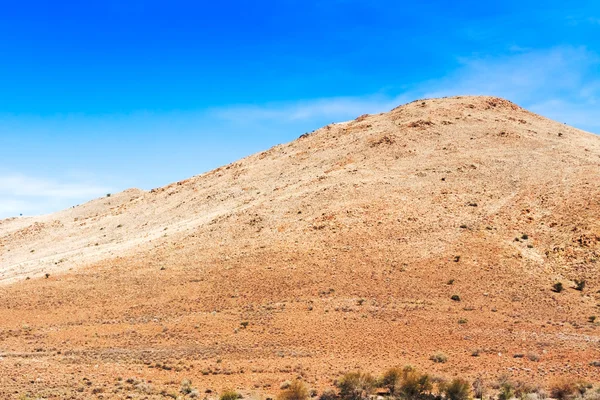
[{"xmin": 1, "ymin": 96, "xmax": 600, "ymax": 398}]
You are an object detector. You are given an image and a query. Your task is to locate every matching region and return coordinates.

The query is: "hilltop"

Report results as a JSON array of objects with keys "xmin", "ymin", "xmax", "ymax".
[{"xmin": 1, "ymin": 96, "xmax": 600, "ymax": 398}]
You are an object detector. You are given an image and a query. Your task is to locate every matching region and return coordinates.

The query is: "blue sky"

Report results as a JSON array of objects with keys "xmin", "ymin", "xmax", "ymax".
[{"xmin": 0, "ymin": 1, "xmax": 599, "ymax": 218}]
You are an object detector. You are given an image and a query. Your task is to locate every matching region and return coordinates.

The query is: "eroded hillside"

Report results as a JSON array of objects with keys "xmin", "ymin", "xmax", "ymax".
[{"xmin": 1, "ymin": 96, "xmax": 599, "ymax": 398}]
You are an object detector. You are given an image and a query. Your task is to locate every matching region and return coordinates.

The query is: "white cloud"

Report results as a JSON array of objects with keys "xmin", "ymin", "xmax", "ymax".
[
  {"xmin": 212, "ymin": 46, "xmax": 600, "ymax": 134},
  {"xmin": 0, "ymin": 174, "xmax": 112, "ymax": 218},
  {"xmin": 0, "ymin": 174, "xmax": 111, "ymax": 198},
  {"xmin": 211, "ymin": 94, "xmax": 412, "ymax": 124}
]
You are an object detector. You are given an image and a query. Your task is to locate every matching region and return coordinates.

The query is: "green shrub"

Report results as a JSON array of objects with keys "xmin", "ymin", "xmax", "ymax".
[
  {"xmin": 278, "ymin": 380, "xmax": 309, "ymax": 400},
  {"xmin": 442, "ymin": 378, "xmax": 471, "ymax": 400},
  {"xmin": 337, "ymin": 372, "xmax": 376, "ymax": 400},
  {"xmin": 472, "ymin": 377, "xmax": 485, "ymax": 399},
  {"xmin": 550, "ymin": 379, "xmax": 576, "ymax": 400},
  {"xmin": 430, "ymin": 352, "xmax": 448, "ymax": 363},
  {"xmin": 398, "ymin": 367, "xmax": 433, "ymax": 400},
  {"xmin": 220, "ymin": 390, "xmax": 240, "ymax": 400},
  {"xmin": 552, "ymin": 282, "xmax": 563, "ymax": 293},
  {"xmin": 497, "ymin": 383, "xmax": 514, "ymax": 400},
  {"xmin": 380, "ymin": 368, "xmax": 402, "ymax": 395},
  {"xmin": 575, "ymin": 279, "xmax": 586, "ymax": 291},
  {"xmin": 180, "ymin": 379, "xmax": 193, "ymax": 394},
  {"xmin": 318, "ymin": 390, "xmax": 338, "ymax": 400}
]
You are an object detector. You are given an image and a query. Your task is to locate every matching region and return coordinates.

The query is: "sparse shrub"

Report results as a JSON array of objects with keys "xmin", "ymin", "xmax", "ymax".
[
  {"xmin": 575, "ymin": 279, "xmax": 586, "ymax": 291},
  {"xmin": 398, "ymin": 367, "xmax": 433, "ymax": 400},
  {"xmin": 472, "ymin": 377, "xmax": 485, "ymax": 399},
  {"xmin": 552, "ymin": 282, "xmax": 563, "ymax": 293},
  {"xmin": 447, "ymin": 279, "xmax": 455, "ymax": 285},
  {"xmin": 441, "ymin": 378, "xmax": 470, "ymax": 400},
  {"xmin": 527, "ymin": 353, "xmax": 540, "ymax": 362},
  {"xmin": 583, "ymin": 389, "xmax": 600, "ymax": 400},
  {"xmin": 451, "ymin": 295, "xmax": 461, "ymax": 302},
  {"xmin": 281, "ymin": 381, "xmax": 292, "ymax": 390},
  {"xmin": 278, "ymin": 380, "xmax": 309, "ymax": 400},
  {"xmin": 189, "ymin": 389, "xmax": 201, "ymax": 398},
  {"xmin": 135, "ymin": 381, "xmax": 154, "ymax": 394},
  {"xmin": 575, "ymin": 382, "xmax": 593, "ymax": 396},
  {"xmin": 458, "ymin": 318, "xmax": 468, "ymax": 324},
  {"xmin": 497, "ymin": 382, "xmax": 514, "ymax": 400},
  {"xmin": 318, "ymin": 389, "xmax": 338, "ymax": 400},
  {"xmin": 430, "ymin": 352, "xmax": 448, "ymax": 363},
  {"xmin": 220, "ymin": 390, "xmax": 241, "ymax": 400},
  {"xmin": 550, "ymin": 379, "xmax": 576, "ymax": 400},
  {"xmin": 514, "ymin": 381, "xmax": 540, "ymax": 398},
  {"xmin": 180, "ymin": 379, "xmax": 193, "ymax": 394},
  {"xmin": 336, "ymin": 371, "xmax": 376, "ymax": 400},
  {"xmin": 380, "ymin": 368, "xmax": 402, "ymax": 395},
  {"xmin": 589, "ymin": 316, "xmax": 596, "ymax": 323}
]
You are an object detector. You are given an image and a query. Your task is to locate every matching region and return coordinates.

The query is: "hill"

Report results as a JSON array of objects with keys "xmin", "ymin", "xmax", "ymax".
[{"xmin": 1, "ymin": 96, "xmax": 600, "ymax": 398}]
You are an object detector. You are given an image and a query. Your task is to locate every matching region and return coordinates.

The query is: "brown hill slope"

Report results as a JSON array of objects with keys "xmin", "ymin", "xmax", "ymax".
[{"xmin": 1, "ymin": 96, "xmax": 600, "ymax": 398}]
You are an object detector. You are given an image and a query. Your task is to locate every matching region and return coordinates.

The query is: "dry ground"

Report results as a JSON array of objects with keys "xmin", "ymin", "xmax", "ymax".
[{"xmin": 1, "ymin": 96, "xmax": 600, "ymax": 399}]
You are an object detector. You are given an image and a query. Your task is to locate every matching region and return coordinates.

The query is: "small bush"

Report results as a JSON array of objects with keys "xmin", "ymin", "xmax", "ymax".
[
  {"xmin": 318, "ymin": 390, "xmax": 337, "ymax": 400},
  {"xmin": 552, "ymin": 282, "xmax": 563, "ymax": 293},
  {"xmin": 575, "ymin": 279, "xmax": 586, "ymax": 291},
  {"xmin": 550, "ymin": 379, "xmax": 576, "ymax": 400},
  {"xmin": 451, "ymin": 295, "xmax": 461, "ymax": 302},
  {"xmin": 514, "ymin": 381, "xmax": 540, "ymax": 398},
  {"xmin": 180, "ymin": 379, "xmax": 193, "ymax": 394},
  {"xmin": 430, "ymin": 352, "xmax": 448, "ymax": 363},
  {"xmin": 399, "ymin": 367, "xmax": 433, "ymax": 400},
  {"xmin": 442, "ymin": 378, "xmax": 471, "ymax": 400},
  {"xmin": 497, "ymin": 383, "xmax": 514, "ymax": 400},
  {"xmin": 337, "ymin": 372, "xmax": 376, "ymax": 400},
  {"xmin": 380, "ymin": 368, "xmax": 402, "ymax": 395},
  {"xmin": 278, "ymin": 380, "xmax": 309, "ymax": 400},
  {"xmin": 220, "ymin": 390, "xmax": 241, "ymax": 400},
  {"xmin": 472, "ymin": 377, "xmax": 485, "ymax": 399}
]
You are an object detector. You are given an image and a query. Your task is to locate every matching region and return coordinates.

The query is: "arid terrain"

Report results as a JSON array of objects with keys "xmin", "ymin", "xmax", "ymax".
[{"xmin": 1, "ymin": 96, "xmax": 599, "ymax": 399}]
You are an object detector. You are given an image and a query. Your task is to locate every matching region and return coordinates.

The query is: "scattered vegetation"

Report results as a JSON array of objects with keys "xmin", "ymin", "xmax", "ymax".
[
  {"xmin": 441, "ymin": 378, "xmax": 470, "ymax": 400},
  {"xmin": 180, "ymin": 379, "xmax": 194, "ymax": 395},
  {"xmin": 550, "ymin": 379, "xmax": 576, "ymax": 400},
  {"xmin": 451, "ymin": 295, "xmax": 461, "ymax": 302},
  {"xmin": 430, "ymin": 352, "xmax": 448, "ymax": 363},
  {"xmin": 398, "ymin": 366, "xmax": 433, "ymax": 400},
  {"xmin": 220, "ymin": 390, "xmax": 241, "ymax": 400},
  {"xmin": 575, "ymin": 279, "xmax": 586, "ymax": 291},
  {"xmin": 278, "ymin": 380, "xmax": 310, "ymax": 400},
  {"xmin": 336, "ymin": 371, "xmax": 376, "ymax": 400},
  {"xmin": 553, "ymin": 282, "xmax": 564, "ymax": 293}
]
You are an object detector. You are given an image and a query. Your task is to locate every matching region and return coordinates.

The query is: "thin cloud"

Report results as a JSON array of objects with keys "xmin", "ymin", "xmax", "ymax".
[
  {"xmin": 211, "ymin": 95, "xmax": 411, "ymax": 124},
  {"xmin": 212, "ymin": 46, "xmax": 599, "ymax": 133},
  {"xmin": 0, "ymin": 174, "xmax": 111, "ymax": 198},
  {"xmin": 0, "ymin": 174, "xmax": 112, "ymax": 218}
]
